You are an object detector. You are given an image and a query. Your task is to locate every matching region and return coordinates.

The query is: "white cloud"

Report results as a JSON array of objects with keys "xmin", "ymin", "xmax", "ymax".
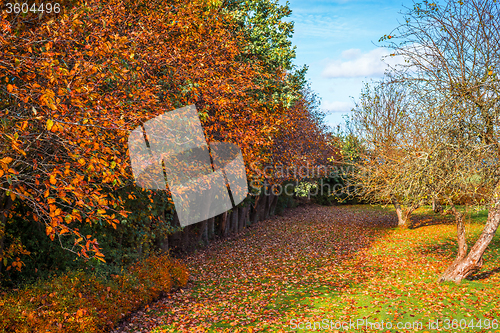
[
  {"xmin": 341, "ymin": 48, "xmax": 362, "ymax": 59},
  {"xmin": 321, "ymin": 100, "xmax": 354, "ymax": 113},
  {"xmin": 321, "ymin": 48, "xmax": 404, "ymax": 78}
]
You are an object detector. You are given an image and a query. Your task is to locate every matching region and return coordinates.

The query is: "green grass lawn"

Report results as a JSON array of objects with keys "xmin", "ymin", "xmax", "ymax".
[{"xmin": 122, "ymin": 204, "xmax": 500, "ymax": 332}]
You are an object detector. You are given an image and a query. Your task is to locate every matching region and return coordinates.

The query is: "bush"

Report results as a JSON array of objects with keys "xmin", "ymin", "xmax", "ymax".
[{"xmin": 0, "ymin": 254, "xmax": 188, "ymax": 333}]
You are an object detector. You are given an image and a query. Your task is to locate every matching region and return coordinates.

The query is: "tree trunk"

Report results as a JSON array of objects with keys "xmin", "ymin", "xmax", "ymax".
[
  {"xmin": 220, "ymin": 211, "xmax": 228, "ymax": 237},
  {"xmin": 264, "ymin": 191, "xmax": 275, "ymax": 220},
  {"xmin": 198, "ymin": 219, "xmax": 208, "ymax": 246},
  {"xmin": 0, "ymin": 194, "xmax": 13, "ymax": 274},
  {"xmin": 181, "ymin": 224, "xmax": 191, "ymax": 252},
  {"xmin": 238, "ymin": 205, "xmax": 248, "ymax": 231},
  {"xmin": 391, "ymin": 196, "xmax": 406, "ymax": 226},
  {"xmin": 439, "ymin": 189, "xmax": 500, "ymax": 283},
  {"xmin": 391, "ymin": 196, "xmax": 418, "ymax": 227},
  {"xmin": 158, "ymin": 236, "xmax": 169, "ymax": 254},
  {"xmin": 451, "ymin": 204, "xmax": 467, "ymax": 260},
  {"xmin": 432, "ymin": 197, "xmax": 444, "ymax": 214},
  {"xmin": 156, "ymin": 208, "xmax": 169, "ymax": 253},
  {"xmin": 404, "ymin": 204, "xmax": 419, "ymax": 228},
  {"xmin": 231, "ymin": 207, "xmax": 239, "ymax": 234},
  {"xmin": 250, "ymin": 195, "xmax": 261, "ymax": 224},
  {"xmin": 269, "ymin": 193, "xmax": 279, "ymax": 217},
  {"xmin": 208, "ymin": 216, "xmax": 215, "ymax": 240},
  {"xmin": 260, "ymin": 193, "xmax": 270, "ymax": 221}
]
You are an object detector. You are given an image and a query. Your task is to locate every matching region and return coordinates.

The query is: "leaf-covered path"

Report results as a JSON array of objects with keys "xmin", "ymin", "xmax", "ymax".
[{"xmin": 112, "ymin": 205, "xmax": 500, "ymax": 332}]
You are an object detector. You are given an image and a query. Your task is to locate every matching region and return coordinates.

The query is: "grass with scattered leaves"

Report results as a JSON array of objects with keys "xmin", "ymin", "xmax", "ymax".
[{"xmin": 112, "ymin": 204, "xmax": 500, "ymax": 333}]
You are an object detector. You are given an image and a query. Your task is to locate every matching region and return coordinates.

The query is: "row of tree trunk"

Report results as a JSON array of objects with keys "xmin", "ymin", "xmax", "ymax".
[{"xmin": 163, "ymin": 188, "xmax": 280, "ymax": 253}]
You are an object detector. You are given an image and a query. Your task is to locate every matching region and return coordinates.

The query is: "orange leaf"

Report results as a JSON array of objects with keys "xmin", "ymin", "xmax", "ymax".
[
  {"xmin": 49, "ymin": 174, "xmax": 56, "ymax": 185},
  {"xmin": 0, "ymin": 157, "xmax": 12, "ymax": 165},
  {"xmin": 7, "ymin": 84, "xmax": 13, "ymax": 92}
]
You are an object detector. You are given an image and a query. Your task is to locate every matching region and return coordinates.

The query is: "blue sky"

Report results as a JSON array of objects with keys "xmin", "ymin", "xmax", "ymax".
[{"xmin": 282, "ymin": 0, "xmax": 415, "ymax": 129}]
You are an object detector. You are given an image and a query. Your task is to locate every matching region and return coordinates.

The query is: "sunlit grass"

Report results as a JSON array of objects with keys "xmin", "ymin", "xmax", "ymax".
[{"xmin": 145, "ymin": 205, "xmax": 500, "ymax": 333}]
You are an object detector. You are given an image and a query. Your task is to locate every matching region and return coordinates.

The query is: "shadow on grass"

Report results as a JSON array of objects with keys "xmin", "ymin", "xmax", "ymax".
[
  {"xmin": 409, "ymin": 213, "xmax": 454, "ymax": 229},
  {"xmin": 467, "ymin": 267, "xmax": 500, "ymax": 281},
  {"xmin": 415, "ymin": 238, "xmax": 458, "ymax": 258},
  {"xmin": 413, "ymin": 219, "xmax": 500, "ymax": 282}
]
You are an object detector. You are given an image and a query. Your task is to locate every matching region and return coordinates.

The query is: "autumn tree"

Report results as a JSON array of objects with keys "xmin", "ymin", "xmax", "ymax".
[
  {"xmin": 0, "ymin": 0, "xmax": 267, "ymax": 270},
  {"xmin": 351, "ymin": 80, "xmax": 427, "ymax": 227},
  {"xmin": 1, "ymin": 0, "xmax": 338, "ymax": 275},
  {"xmin": 368, "ymin": 0, "xmax": 500, "ymax": 282}
]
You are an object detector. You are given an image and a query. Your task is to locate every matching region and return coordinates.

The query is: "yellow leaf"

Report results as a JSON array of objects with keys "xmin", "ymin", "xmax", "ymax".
[
  {"xmin": 46, "ymin": 119, "xmax": 54, "ymax": 131},
  {"xmin": 488, "ymin": 70, "xmax": 493, "ymax": 75}
]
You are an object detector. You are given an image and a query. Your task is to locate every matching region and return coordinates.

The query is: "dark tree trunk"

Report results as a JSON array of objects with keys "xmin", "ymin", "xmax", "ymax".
[
  {"xmin": 208, "ymin": 216, "xmax": 215, "ymax": 240},
  {"xmin": 250, "ymin": 194, "xmax": 262, "ymax": 224},
  {"xmin": 225, "ymin": 211, "xmax": 232, "ymax": 235},
  {"xmin": 181, "ymin": 224, "xmax": 191, "ymax": 253},
  {"xmin": 432, "ymin": 197, "xmax": 444, "ymax": 214},
  {"xmin": 231, "ymin": 207, "xmax": 239, "ymax": 234},
  {"xmin": 269, "ymin": 193, "xmax": 279, "ymax": 217},
  {"xmin": 439, "ymin": 189, "xmax": 500, "ymax": 283},
  {"xmin": 238, "ymin": 205, "xmax": 248, "ymax": 232},
  {"xmin": 156, "ymin": 208, "xmax": 169, "ymax": 253},
  {"xmin": 260, "ymin": 193, "xmax": 270, "ymax": 221},
  {"xmin": 264, "ymin": 191, "xmax": 274, "ymax": 220},
  {"xmin": 252, "ymin": 191, "xmax": 269, "ymax": 224},
  {"xmin": 245, "ymin": 205, "xmax": 251, "ymax": 227},
  {"xmin": 198, "ymin": 219, "xmax": 208, "ymax": 246},
  {"xmin": 220, "ymin": 211, "xmax": 228, "ymax": 237},
  {"xmin": 0, "ymin": 193, "xmax": 13, "ymax": 274},
  {"xmin": 158, "ymin": 236, "xmax": 169, "ymax": 254}
]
